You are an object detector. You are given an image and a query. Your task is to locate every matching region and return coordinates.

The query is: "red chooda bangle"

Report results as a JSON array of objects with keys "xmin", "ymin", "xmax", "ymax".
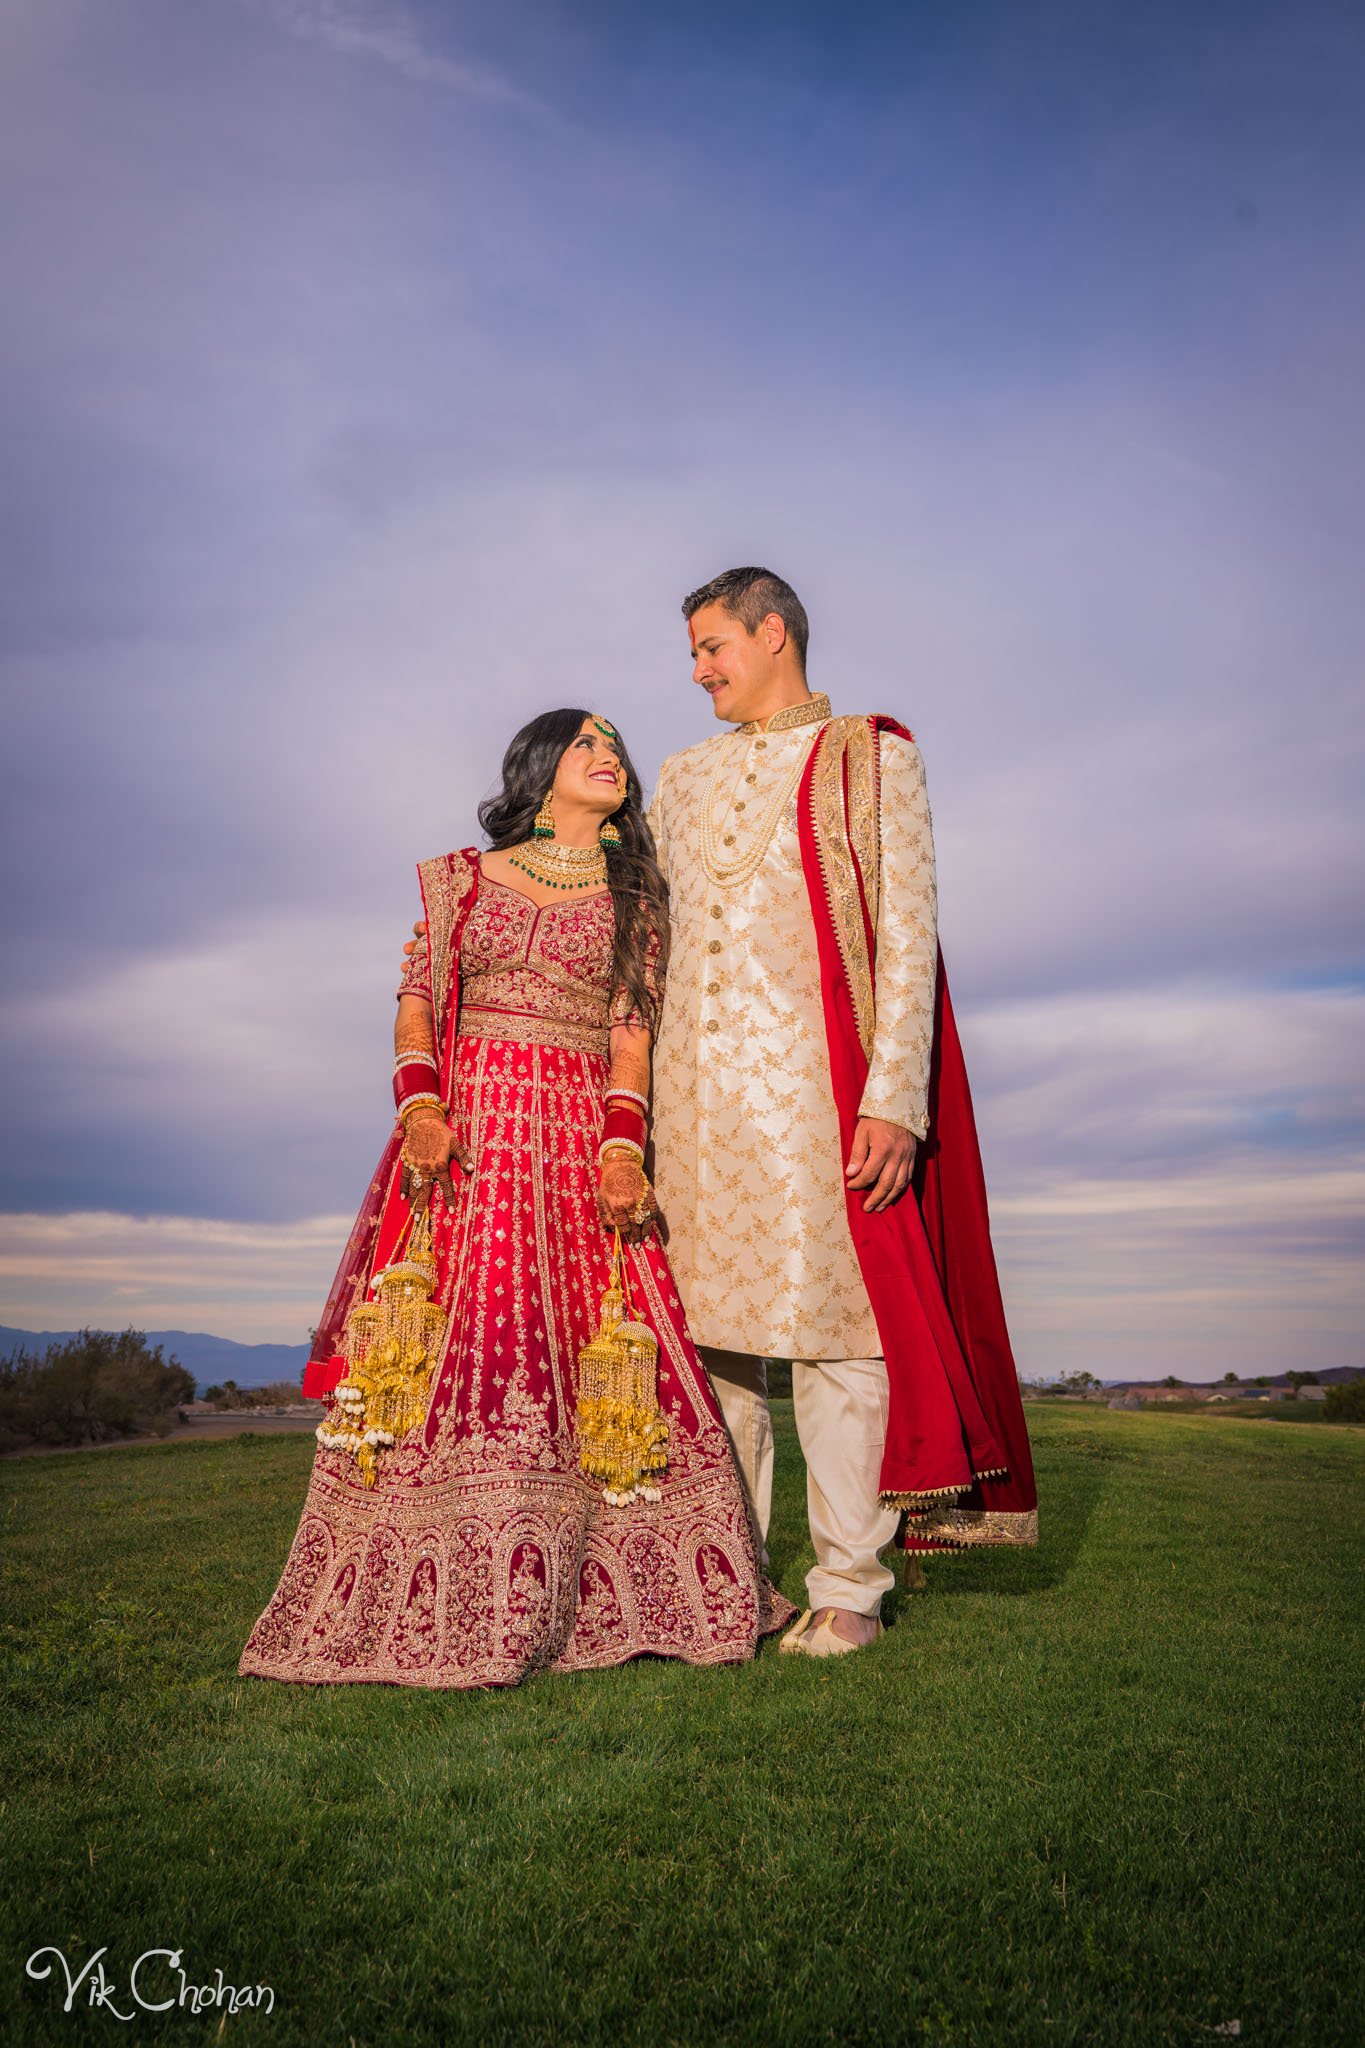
[
  {"xmin": 394, "ymin": 1063, "xmax": 442, "ymax": 1114},
  {"xmin": 601, "ymin": 1102, "xmax": 648, "ymax": 1153}
]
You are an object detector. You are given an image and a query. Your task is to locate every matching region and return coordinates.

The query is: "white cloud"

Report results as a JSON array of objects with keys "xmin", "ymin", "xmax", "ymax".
[
  {"xmin": 962, "ymin": 983, "xmax": 1365, "ymax": 1172},
  {"xmin": 3, "ymin": 910, "xmax": 1361, "ymax": 1378},
  {"xmin": 959, "ymin": 984, "xmax": 1365, "ymax": 1379},
  {"xmin": 0, "ymin": 1211, "xmax": 348, "ymax": 1342},
  {"xmin": 992, "ymin": 1158, "xmax": 1365, "ymax": 1381},
  {"xmin": 248, "ymin": 0, "xmax": 536, "ymax": 106},
  {"xmin": 4, "ymin": 1140, "xmax": 1360, "ymax": 1377}
]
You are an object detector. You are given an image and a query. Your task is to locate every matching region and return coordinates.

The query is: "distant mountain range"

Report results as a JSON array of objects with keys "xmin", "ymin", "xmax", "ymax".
[
  {"xmin": 2, "ymin": 1326, "xmax": 1357, "ymax": 1401},
  {"xmin": 1105, "ymin": 1367, "xmax": 1360, "ymax": 1389},
  {"xmin": 0, "ymin": 1326, "xmax": 310, "ymax": 1397}
]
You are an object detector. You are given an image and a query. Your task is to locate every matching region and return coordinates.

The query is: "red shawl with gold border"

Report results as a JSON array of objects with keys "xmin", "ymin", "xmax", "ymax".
[
  {"xmin": 302, "ymin": 849, "xmax": 481, "ymax": 1398},
  {"xmin": 798, "ymin": 717, "xmax": 1037, "ymax": 1550}
]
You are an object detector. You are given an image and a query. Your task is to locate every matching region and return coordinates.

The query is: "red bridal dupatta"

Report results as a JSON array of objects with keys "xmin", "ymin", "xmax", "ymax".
[
  {"xmin": 798, "ymin": 717, "xmax": 1037, "ymax": 1552},
  {"xmin": 302, "ymin": 849, "xmax": 481, "ymax": 1400}
]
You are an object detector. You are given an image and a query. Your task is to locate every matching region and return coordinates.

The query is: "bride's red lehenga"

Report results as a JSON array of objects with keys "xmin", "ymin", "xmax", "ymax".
[{"xmin": 240, "ymin": 858, "xmax": 791, "ymax": 1689}]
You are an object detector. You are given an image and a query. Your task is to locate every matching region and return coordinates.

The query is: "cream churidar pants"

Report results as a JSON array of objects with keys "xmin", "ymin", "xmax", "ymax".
[{"xmin": 701, "ymin": 1347, "xmax": 900, "ymax": 1616}]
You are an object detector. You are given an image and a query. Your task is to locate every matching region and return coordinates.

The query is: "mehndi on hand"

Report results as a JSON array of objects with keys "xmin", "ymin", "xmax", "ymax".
[{"xmin": 596, "ymin": 1149, "xmax": 657, "ymax": 1242}]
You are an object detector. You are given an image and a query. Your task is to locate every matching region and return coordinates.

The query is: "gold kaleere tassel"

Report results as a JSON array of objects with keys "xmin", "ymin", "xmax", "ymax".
[
  {"xmin": 316, "ymin": 1209, "xmax": 448, "ymax": 1487},
  {"xmin": 576, "ymin": 1228, "xmax": 668, "ymax": 1507}
]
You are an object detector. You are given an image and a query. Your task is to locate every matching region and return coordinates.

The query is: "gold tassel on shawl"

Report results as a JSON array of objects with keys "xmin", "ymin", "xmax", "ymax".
[
  {"xmin": 576, "ymin": 1229, "xmax": 668, "ymax": 1507},
  {"xmin": 316, "ymin": 1209, "xmax": 447, "ymax": 1487}
]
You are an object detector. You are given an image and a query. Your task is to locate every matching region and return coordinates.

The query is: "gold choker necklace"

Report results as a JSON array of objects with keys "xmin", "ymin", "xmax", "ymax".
[{"xmin": 506, "ymin": 838, "xmax": 609, "ymax": 892}]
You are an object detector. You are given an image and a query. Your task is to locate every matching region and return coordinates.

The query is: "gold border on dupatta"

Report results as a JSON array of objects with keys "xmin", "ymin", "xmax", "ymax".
[
  {"xmin": 416, "ymin": 851, "xmax": 476, "ymax": 1049},
  {"xmin": 844, "ymin": 716, "xmax": 881, "ymax": 939},
  {"xmin": 892, "ymin": 1504, "xmax": 1040, "ymax": 1549},
  {"xmin": 810, "ymin": 716, "xmax": 880, "ymax": 1061}
]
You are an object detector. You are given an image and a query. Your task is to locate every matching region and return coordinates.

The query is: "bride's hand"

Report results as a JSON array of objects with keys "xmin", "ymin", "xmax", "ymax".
[
  {"xmin": 402, "ymin": 1109, "xmax": 473, "ymax": 1214},
  {"xmin": 596, "ymin": 1151, "xmax": 657, "ymax": 1244}
]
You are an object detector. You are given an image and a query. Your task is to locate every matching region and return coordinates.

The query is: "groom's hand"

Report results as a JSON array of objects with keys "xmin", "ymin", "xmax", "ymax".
[
  {"xmin": 401, "ymin": 920, "xmax": 429, "ymax": 972},
  {"xmin": 845, "ymin": 1117, "xmax": 916, "ymax": 1213}
]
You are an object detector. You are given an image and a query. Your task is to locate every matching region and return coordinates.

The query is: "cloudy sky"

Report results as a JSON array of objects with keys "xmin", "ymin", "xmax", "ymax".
[{"xmin": 2, "ymin": 0, "xmax": 1361, "ymax": 1378}]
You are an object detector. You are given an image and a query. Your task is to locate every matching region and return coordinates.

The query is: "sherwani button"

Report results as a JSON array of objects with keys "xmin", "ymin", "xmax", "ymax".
[
  {"xmin": 707, "ymin": 981, "xmax": 720, "ymax": 995},
  {"xmin": 710, "ymin": 905, "xmax": 723, "ymax": 919},
  {"xmin": 706, "ymin": 1019, "xmax": 719, "ymax": 1034},
  {"xmin": 707, "ymin": 940, "xmax": 721, "ymax": 954}
]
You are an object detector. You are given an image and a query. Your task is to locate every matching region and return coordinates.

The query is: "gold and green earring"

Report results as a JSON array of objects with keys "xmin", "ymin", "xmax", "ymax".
[
  {"xmin": 600, "ymin": 817, "xmax": 622, "ymax": 854},
  {"xmin": 533, "ymin": 793, "xmax": 554, "ymax": 840}
]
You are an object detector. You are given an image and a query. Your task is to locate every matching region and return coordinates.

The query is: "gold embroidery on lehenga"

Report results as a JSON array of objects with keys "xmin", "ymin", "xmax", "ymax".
[
  {"xmin": 457, "ymin": 1008, "xmax": 608, "ymax": 1056},
  {"xmin": 455, "ymin": 883, "xmax": 618, "ymax": 1055},
  {"xmin": 239, "ymin": 876, "xmax": 791, "ymax": 1689}
]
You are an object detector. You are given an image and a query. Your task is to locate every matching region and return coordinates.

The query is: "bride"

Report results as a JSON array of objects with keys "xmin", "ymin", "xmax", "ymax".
[{"xmin": 240, "ymin": 709, "xmax": 790, "ymax": 1688}]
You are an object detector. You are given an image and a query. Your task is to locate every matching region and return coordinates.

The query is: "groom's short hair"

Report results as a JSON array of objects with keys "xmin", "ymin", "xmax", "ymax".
[{"xmin": 682, "ymin": 566, "xmax": 810, "ymax": 666}]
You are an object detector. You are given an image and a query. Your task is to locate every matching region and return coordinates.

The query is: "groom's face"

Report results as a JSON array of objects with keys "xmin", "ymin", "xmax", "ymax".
[{"xmin": 688, "ymin": 602, "xmax": 772, "ymax": 725}]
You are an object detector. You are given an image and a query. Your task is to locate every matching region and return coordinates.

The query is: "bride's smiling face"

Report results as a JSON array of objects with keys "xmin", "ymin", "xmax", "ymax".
[{"xmin": 551, "ymin": 718, "xmax": 626, "ymax": 816}]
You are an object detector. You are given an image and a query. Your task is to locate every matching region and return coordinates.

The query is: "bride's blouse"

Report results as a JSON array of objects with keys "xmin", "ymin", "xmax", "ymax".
[{"xmin": 398, "ymin": 872, "xmax": 651, "ymax": 1058}]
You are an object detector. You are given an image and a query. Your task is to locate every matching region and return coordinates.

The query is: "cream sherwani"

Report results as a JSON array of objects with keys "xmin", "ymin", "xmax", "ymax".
[
  {"xmin": 647, "ymin": 694, "xmax": 938, "ymax": 1617},
  {"xmin": 648, "ymin": 695, "xmax": 937, "ymax": 1357}
]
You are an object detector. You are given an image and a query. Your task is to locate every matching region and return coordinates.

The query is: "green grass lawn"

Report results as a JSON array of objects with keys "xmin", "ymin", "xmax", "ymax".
[{"xmin": 3, "ymin": 1404, "xmax": 1362, "ymax": 2047}]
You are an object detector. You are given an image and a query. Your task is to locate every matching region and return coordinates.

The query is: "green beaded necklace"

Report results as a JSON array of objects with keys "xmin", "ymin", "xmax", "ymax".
[{"xmin": 506, "ymin": 838, "xmax": 609, "ymax": 891}]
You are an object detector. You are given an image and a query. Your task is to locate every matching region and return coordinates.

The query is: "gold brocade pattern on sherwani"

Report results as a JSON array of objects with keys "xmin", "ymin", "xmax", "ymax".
[
  {"xmin": 647, "ymin": 715, "xmax": 938, "ymax": 1362},
  {"xmin": 853, "ymin": 734, "xmax": 937, "ymax": 1131}
]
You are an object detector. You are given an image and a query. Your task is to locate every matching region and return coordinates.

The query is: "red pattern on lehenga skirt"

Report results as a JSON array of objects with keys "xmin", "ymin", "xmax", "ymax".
[{"xmin": 240, "ymin": 1034, "xmax": 793, "ymax": 1688}]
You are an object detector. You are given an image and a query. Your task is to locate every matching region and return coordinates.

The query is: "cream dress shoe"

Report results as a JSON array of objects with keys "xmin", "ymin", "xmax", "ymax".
[
  {"xmin": 780, "ymin": 1608, "xmax": 884, "ymax": 1658},
  {"xmin": 780, "ymin": 1609, "xmax": 814, "ymax": 1653}
]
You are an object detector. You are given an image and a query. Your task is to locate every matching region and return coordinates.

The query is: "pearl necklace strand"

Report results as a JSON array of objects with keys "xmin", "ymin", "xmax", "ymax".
[{"xmin": 700, "ymin": 739, "xmax": 812, "ymax": 889}]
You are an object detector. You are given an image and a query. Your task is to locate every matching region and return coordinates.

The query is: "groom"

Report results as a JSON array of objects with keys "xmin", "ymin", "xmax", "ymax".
[
  {"xmin": 403, "ymin": 566, "xmax": 1036, "ymax": 1656},
  {"xmin": 645, "ymin": 566, "xmax": 1035, "ymax": 1657},
  {"xmin": 646, "ymin": 569, "xmax": 927, "ymax": 1652}
]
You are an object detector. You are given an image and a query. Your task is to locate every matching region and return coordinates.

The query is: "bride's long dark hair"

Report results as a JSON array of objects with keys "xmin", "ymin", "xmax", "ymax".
[{"xmin": 478, "ymin": 708, "xmax": 670, "ymax": 1031}]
